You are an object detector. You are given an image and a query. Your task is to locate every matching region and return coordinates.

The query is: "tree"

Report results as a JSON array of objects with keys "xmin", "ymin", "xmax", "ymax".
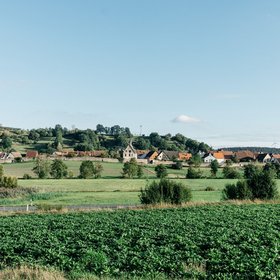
[
  {"xmin": 139, "ymin": 179, "xmax": 192, "ymax": 205},
  {"xmin": 32, "ymin": 158, "xmax": 50, "ymax": 179},
  {"xmin": 137, "ymin": 165, "xmax": 144, "ymax": 178},
  {"xmin": 50, "ymin": 159, "xmax": 68, "ymax": 179},
  {"xmin": 1, "ymin": 135, "xmax": 12, "ymax": 150},
  {"xmin": 188, "ymin": 154, "xmax": 202, "ymax": 167},
  {"xmin": 96, "ymin": 124, "xmax": 105, "ymax": 134},
  {"xmin": 223, "ymin": 166, "xmax": 241, "ymax": 179},
  {"xmin": 79, "ymin": 161, "xmax": 95, "ymax": 179},
  {"xmin": 186, "ymin": 167, "xmax": 202, "ymax": 179},
  {"xmin": 223, "ymin": 166, "xmax": 278, "ymax": 200},
  {"xmin": 210, "ymin": 160, "xmax": 219, "ymax": 177},
  {"xmin": 0, "ymin": 165, "xmax": 3, "ymax": 178},
  {"xmin": 155, "ymin": 164, "xmax": 168, "ymax": 179},
  {"xmin": 93, "ymin": 163, "xmax": 103, "ymax": 179},
  {"xmin": 122, "ymin": 159, "xmax": 138, "ymax": 178}
]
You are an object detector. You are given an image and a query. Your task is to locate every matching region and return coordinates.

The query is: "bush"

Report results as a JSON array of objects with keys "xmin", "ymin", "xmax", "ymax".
[
  {"xmin": 172, "ymin": 161, "xmax": 183, "ymax": 170},
  {"xmin": 140, "ymin": 179, "xmax": 192, "ymax": 205},
  {"xmin": 23, "ymin": 173, "xmax": 32, "ymax": 179},
  {"xmin": 0, "ymin": 176, "xmax": 18, "ymax": 188},
  {"xmin": 223, "ymin": 167, "xmax": 278, "ymax": 200},
  {"xmin": 186, "ymin": 167, "xmax": 202, "ymax": 179},
  {"xmin": 223, "ymin": 166, "xmax": 241, "ymax": 179},
  {"xmin": 205, "ymin": 186, "xmax": 215, "ymax": 191},
  {"xmin": 155, "ymin": 164, "xmax": 168, "ymax": 178},
  {"xmin": 223, "ymin": 181, "xmax": 252, "ymax": 200}
]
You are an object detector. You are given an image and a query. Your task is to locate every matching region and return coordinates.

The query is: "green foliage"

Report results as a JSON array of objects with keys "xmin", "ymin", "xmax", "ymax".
[
  {"xmin": 210, "ymin": 159, "xmax": 219, "ymax": 177},
  {"xmin": 50, "ymin": 159, "xmax": 68, "ymax": 179},
  {"xmin": 122, "ymin": 158, "xmax": 138, "ymax": 178},
  {"xmin": 0, "ymin": 205, "xmax": 279, "ymax": 279},
  {"xmin": 137, "ymin": 165, "xmax": 144, "ymax": 178},
  {"xmin": 186, "ymin": 167, "xmax": 202, "ymax": 179},
  {"xmin": 244, "ymin": 164, "xmax": 259, "ymax": 179},
  {"xmin": 32, "ymin": 158, "xmax": 50, "ymax": 179},
  {"xmin": 0, "ymin": 176, "xmax": 18, "ymax": 188},
  {"xmin": 140, "ymin": 179, "xmax": 192, "ymax": 205},
  {"xmin": 23, "ymin": 173, "xmax": 32, "ymax": 179},
  {"xmin": 172, "ymin": 161, "xmax": 183, "ymax": 170},
  {"xmin": 0, "ymin": 165, "xmax": 3, "ymax": 178},
  {"xmin": 223, "ymin": 166, "xmax": 241, "ymax": 179},
  {"xmin": 263, "ymin": 162, "xmax": 280, "ymax": 179},
  {"xmin": 188, "ymin": 154, "xmax": 202, "ymax": 167},
  {"xmin": 223, "ymin": 181, "xmax": 252, "ymax": 200},
  {"xmin": 223, "ymin": 166, "xmax": 278, "ymax": 200},
  {"xmin": 93, "ymin": 163, "xmax": 103, "ymax": 179},
  {"xmin": 155, "ymin": 164, "xmax": 168, "ymax": 178},
  {"xmin": 79, "ymin": 160, "xmax": 94, "ymax": 179},
  {"xmin": 0, "ymin": 135, "xmax": 12, "ymax": 150}
]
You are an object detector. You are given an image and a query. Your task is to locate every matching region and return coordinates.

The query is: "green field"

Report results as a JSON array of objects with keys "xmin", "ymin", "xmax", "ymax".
[
  {"xmin": 0, "ymin": 204, "xmax": 279, "ymax": 279},
  {"xmin": 1, "ymin": 162, "xmax": 279, "ymax": 206}
]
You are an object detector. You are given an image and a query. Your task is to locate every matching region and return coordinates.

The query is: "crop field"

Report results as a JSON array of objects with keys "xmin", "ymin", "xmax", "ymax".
[{"xmin": 0, "ymin": 204, "xmax": 279, "ymax": 279}]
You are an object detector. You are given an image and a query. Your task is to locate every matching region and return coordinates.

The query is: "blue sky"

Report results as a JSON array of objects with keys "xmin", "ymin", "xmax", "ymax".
[{"xmin": 1, "ymin": 1, "xmax": 280, "ymax": 147}]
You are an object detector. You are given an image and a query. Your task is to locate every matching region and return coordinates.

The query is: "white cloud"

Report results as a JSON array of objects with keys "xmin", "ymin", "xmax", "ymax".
[{"xmin": 172, "ymin": 114, "xmax": 200, "ymax": 124}]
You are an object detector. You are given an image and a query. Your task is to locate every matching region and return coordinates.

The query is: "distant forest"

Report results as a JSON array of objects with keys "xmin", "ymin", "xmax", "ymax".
[{"xmin": 221, "ymin": 147, "xmax": 280, "ymax": 154}]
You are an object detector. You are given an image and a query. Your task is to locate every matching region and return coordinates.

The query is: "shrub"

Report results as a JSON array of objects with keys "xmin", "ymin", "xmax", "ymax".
[
  {"xmin": 223, "ymin": 167, "xmax": 278, "ymax": 200},
  {"xmin": 0, "ymin": 176, "xmax": 18, "ymax": 188},
  {"xmin": 223, "ymin": 166, "xmax": 241, "ymax": 179},
  {"xmin": 140, "ymin": 179, "xmax": 192, "ymax": 205},
  {"xmin": 172, "ymin": 161, "xmax": 183, "ymax": 170},
  {"xmin": 79, "ymin": 161, "xmax": 94, "ymax": 179},
  {"xmin": 205, "ymin": 186, "xmax": 215, "ymax": 191},
  {"xmin": 23, "ymin": 173, "xmax": 32, "ymax": 179},
  {"xmin": 223, "ymin": 181, "xmax": 252, "ymax": 200},
  {"xmin": 155, "ymin": 164, "xmax": 168, "ymax": 178},
  {"xmin": 186, "ymin": 167, "xmax": 202, "ymax": 179}
]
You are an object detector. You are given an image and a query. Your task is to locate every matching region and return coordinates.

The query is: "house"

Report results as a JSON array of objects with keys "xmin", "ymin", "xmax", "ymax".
[
  {"xmin": 123, "ymin": 142, "xmax": 137, "ymax": 161},
  {"xmin": 178, "ymin": 152, "xmax": 192, "ymax": 161},
  {"xmin": 256, "ymin": 153, "xmax": 271, "ymax": 163},
  {"xmin": 213, "ymin": 152, "xmax": 225, "ymax": 164},
  {"xmin": 145, "ymin": 151, "xmax": 158, "ymax": 163},
  {"xmin": 157, "ymin": 150, "xmax": 179, "ymax": 161},
  {"xmin": 270, "ymin": 154, "xmax": 280, "ymax": 164},
  {"xmin": 235, "ymin": 150, "xmax": 256, "ymax": 162},
  {"xmin": 26, "ymin": 150, "xmax": 39, "ymax": 159},
  {"xmin": 219, "ymin": 150, "xmax": 234, "ymax": 161},
  {"xmin": 7, "ymin": 152, "xmax": 22, "ymax": 162},
  {"xmin": 203, "ymin": 153, "xmax": 216, "ymax": 163},
  {"xmin": 136, "ymin": 150, "xmax": 149, "ymax": 159}
]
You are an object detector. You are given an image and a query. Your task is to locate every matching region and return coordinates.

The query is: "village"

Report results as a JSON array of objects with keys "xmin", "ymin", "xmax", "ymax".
[{"xmin": 1, "ymin": 141, "xmax": 280, "ymax": 166}]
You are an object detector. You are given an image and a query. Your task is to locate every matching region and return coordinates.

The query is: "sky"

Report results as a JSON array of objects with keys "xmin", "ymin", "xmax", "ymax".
[{"xmin": 1, "ymin": 0, "xmax": 280, "ymax": 148}]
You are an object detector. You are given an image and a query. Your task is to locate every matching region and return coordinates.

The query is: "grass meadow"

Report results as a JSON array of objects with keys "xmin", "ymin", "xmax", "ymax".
[{"xmin": 1, "ymin": 160, "xmax": 278, "ymax": 207}]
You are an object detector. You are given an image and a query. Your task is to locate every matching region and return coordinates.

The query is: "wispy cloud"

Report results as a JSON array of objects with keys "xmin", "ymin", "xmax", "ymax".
[{"xmin": 172, "ymin": 114, "xmax": 200, "ymax": 124}]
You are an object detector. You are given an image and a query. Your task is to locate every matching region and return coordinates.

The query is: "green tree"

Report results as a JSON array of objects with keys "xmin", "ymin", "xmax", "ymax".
[
  {"xmin": 1, "ymin": 135, "xmax": 12, "ymax": 150},
  {"xmin": 50, "ymin": 159, "xmax": 68, "ymax": 179},
  {"xmin": 223, "ymin": 166, "xmax": 278, "ymax": 200},
  {"xmin": 210, "ymin": 160, "xmax": 219, "ymax": 177},
  {"xmin": 93, "ymin": 163, "xmax": 103, "ymax": 179},
  {"xmin": 186, "ymin": 167, "xmax": 202, "ymax": 179},
  {"xmin": 188, "ymin": 154, "xmax": 202, "ymax": 167},
  {"xmin": 122, "ymin": 159, "xmax": 138, "ymax": 178},
  {"xmin": 79, "ymin": 161, "xmax": 95, "ymax": 179},
  {"xmin": 223, "ymin": 166, "xmax": 241, "ymax": 179},
  {"xmin": 137, "ymin": 165, "xmax": 144, "ymax": 178},
  {"xmin": 32, "ymin": 158, "xmax": 50, "ymax": 179},
  {"xmin": 0, "ymin": 165, "xmax": 3, "ymax": 178},
  {"xmin": 155, "ymin": 164, "xmax": 168, "ymax": 179}
]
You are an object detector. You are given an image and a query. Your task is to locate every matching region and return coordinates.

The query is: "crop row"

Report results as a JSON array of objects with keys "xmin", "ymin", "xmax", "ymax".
[{"xmin": 0, "ymin": 204, "xmax": 279, "ymax": 279}]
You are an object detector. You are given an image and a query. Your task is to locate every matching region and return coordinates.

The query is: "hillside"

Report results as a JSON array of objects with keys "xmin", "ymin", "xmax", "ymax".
[{"xmin": 0, "ymin": 125, "xmax": 210, "ymax": 155}]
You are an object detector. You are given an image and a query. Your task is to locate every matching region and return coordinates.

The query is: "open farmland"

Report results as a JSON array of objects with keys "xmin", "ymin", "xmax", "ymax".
[{"xmin": 0, "ymin": 204, "xmax": 279, "ymax": 279}]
